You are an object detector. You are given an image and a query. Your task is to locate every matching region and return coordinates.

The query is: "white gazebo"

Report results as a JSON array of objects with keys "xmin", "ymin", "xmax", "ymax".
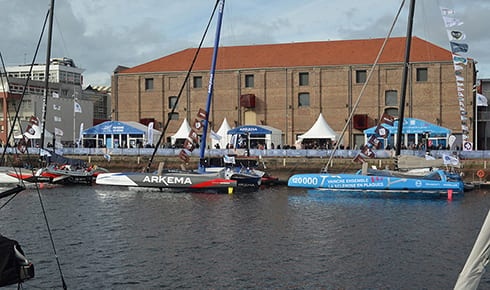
[
  {"xmin": 297, "ymin": 113, "xmax": 338, "ymax": 148},
  {"xmin": 211, "ymin": 118, "xmax": 232, "ymax": 149},
  {"xmin": 171, "ymin": 119, "xmax": 191, "ymax": 145}
]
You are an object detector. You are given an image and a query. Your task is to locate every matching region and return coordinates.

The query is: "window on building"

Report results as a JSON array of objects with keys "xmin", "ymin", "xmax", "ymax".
[
  {"xmin": 356, "ymin": 70, "xmax": 367, "ymax": 83},
  {"xmin": 193, "ymin": 76, "xmax": 202, "ymax": 88},
  {"xmin": 168, "ymin": 112, "xmax": 179, "ymax": 120},
  {"xmin": 245, "ymin": 74, "xmax": 254, "ymax": 88},
  {"xmin": 145, "ymin": 78, "xmax": 154, "ymax": 91},
  {"xmin": 299, "ymin": 72, "xmax": 309, "ymax": 86},
  {"xmin": 169, "ymin": 96, "xmax": 178, "ymax": 109},
  {"xmin": 298, "ymin": 92, "xmax": 310, "ymax": 107},
  {"xmin": 384, "ymin": 107, "xmax": 398, "ymax": 118},
  {"xmin": 416, "ymin": 68, "xmax": 428, "ymax": 82},
  {"xmin": 385, "ymin": 90, "xmax": 398, "ymax": 106}
]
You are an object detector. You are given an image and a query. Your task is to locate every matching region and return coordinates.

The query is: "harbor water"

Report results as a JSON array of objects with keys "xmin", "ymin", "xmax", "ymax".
[{"xmin": 1, "ymin": 185, "xmax": 490, "ymax": 289}]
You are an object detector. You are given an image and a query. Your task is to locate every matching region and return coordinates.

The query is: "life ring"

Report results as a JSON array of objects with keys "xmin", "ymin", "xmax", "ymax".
[{"xmin": 477, "ymin": 170, "xmax": 485, "ymax": 178}]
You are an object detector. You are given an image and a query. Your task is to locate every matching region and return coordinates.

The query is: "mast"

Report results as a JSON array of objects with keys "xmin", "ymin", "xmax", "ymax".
[
  {"xmin": 198, "ymin": 0, "xmax": 225, "ymax": 173},
  {"xmin": 40, "ymin": 0, "xmax": 55, "ymax": 150},
  {"xmin": 395, "ymin": 0, "xmax": 415, "ymax": 158}
]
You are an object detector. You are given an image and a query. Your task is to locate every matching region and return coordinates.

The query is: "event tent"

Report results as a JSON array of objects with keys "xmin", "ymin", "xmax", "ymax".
[
  {"xmin": 364, "ymin": 118, "xmax": 451, "ymax": 148},
  {"xmin": 298, "ymin": 113, "xmax": 337, "ymax": 141},
  {"xmin": 170, "ymin": 119, "xmax": 191, "ymax": 145},
  {"xmin": 211, "ymin": 118, "xmax": 232, "ymax": 149},
  {"xmin": 227, "ymin": 125, "xmax": 282, "ymax": 149},
  {"xmin": 82, "ymin": 121, "xmax": 160, "ymax": 148}
]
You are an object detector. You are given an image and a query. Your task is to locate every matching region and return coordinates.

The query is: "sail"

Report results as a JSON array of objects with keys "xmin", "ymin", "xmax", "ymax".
[{"xmin": 454, "ymin": 210, "xmax": 490, "ymax": 290}]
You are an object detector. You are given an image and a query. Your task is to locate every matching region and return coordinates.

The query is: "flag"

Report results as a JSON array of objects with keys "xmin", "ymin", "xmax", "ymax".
[
  {"xmin": 375, "ymin": 125, "xmax": 389, "ymax": 138},
  {"xmin": 443, "ymin": 154, "xmax": 460, "ymax": 166},
  {"xmin": 193, "ymin": 119, "xmax": 203, "ymax": 130},
  {"xmin": 188, "ymin": 129, "xmax": 199, "ymax": 143},
  {"xmin": 367, "ymin": 135, "xmax": 380, "ymax": 148},
  {"xmin": 380, "ymin": 113, "xmax": 395, "ymax": 126},
  {"xmin": 52, "ymin": 91, "xmax": 59, "ymax": 98},
  {"xmin": 229, "ymin": 134, "xmax": 237, "ymax": 148},
  {"xmin": 450, "ymin": 42, "xmax": 469, "ymax": 53},
  {"xmin": 74, "ymin": 101, "xmax": 82, "ymax": 113},
  {"xmin": 447, "ymin": 30, "xmax": 466, "ymax": 41},
  {"xmin": 454, "ymin": 64, "xmax": 464, "ymax": 71},
  {"xmin": 54, "ymin": 127, "xmax": 64, "ymax": 136},
  {"xmin": 29, "ymin": 116, "xmax": 39, "ymax": 126},
  {"xmin": 223, "ymin": 155, "xmax": 236, "ymax": 164},
  {"xmin": 178, "ymin": 150, "xmax": 190, "ymax": 163},
  {"xmin": 477, "ymin": 93, "xmax": 488, "ymax": 107},
  {"xmin": 361, "ymin": 146, "xmax": 375, "ymax": 158},
  {"xmin": 353, "ymin": 154, "xmax": 365, "ymax": 163},
  {"xmin": 40, "ymin": 149, "xmax": 52, "ymax": 157},
  {"xmin": 147, "ymin": 122, "xmax": 154, "ymax": 146},
  {"xmin": 443, "ymin": 16, "xmax": 464, "ymax": 28},
  {"xmin": 103, "ymin": 153, "xmax": 111, "ymax": 162},
  {"xmin": 197, "ymin": 108, "xmax": 207, "ymax": 119},
  {"xmin": 210, "ymin": 130, "xmax": 222, "ymax": 140},
  {"xmin": 453, "ymin": 55, "xmax": 467, "ymax": 65},
  {"xmin": 183, "ymin": 139, "xmax": 195, "ymax": 151},
  {"xmin": 78, "ymin": 123, "xmax": 84, "ymax": 147},
  {"xmin": 440, "ymin": 7, "xmax": 455, "ymax": 16}
]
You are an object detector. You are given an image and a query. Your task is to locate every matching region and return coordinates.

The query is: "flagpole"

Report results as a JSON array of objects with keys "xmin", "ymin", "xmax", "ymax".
[{"xmin": 73, "ymin": 90, "xmax": 76, "ymax": 147}]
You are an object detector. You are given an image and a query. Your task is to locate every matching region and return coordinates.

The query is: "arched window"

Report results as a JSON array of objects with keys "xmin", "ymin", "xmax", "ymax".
[{"xmin": 384, "ymin": 108, "xmax": 398, "ymax": 118}]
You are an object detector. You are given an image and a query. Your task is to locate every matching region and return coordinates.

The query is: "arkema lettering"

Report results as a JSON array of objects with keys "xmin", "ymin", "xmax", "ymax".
[{"xmin": 143, "ymin": 175, "xmax": 192, "ymax": 185}]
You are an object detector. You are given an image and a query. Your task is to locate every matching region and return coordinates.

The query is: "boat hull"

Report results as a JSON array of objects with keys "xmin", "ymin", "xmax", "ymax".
[
  {"xmin": 288, "ymin": 172, "xmax": 464, "ymax": 193},
  {"xmin": 96, "ymin": 172, "xmax": 237, "ymax": 190}
]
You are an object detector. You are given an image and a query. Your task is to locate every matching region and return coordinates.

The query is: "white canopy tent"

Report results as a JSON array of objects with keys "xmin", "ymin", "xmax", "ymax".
[
  {"xmin": 297, "ymin": 113, "xmax": 338, "ymax": 148},
  {"xmin": 211, "ymin": 118, "xmax": 232, "ymax": 149},
  {"xmin": 171, "ymin": 119, "xmax": 191, "ymax": 145},
  {"xmin": 298, "ymin": 113, "xmax": 337, "ymax": 141}
]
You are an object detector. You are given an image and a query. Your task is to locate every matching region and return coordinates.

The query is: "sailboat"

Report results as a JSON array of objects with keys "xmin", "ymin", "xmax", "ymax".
[
  {"xmin": 96, "ymin": 0, "xmax": 238, "ymax": 193},
  {"xmin": 287, "ymin": 0, "xmax": 465, "ymax": 197}
]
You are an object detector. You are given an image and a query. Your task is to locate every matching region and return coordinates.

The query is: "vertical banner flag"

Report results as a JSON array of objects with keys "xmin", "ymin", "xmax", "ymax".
[
  {"xmin": 440, "ymin": 6, "xmax": 470, "ymax": 146},
  {"xmin": 74, "ymin": 101, "xmax": 82, "ymax": 113},
  {"xmin": 147, "ymin": 122, "xmax": 154, "ymax": 146},
  {"xmin": 78, "ymin": 123, "xmax": 84, "ymax": 147}
]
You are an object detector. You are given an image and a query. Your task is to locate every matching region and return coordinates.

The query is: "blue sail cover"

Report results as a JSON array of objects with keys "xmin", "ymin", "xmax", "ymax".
[
  {"xmin": 227, "ymin": 125, "xmax": 272, "ymax": 135},
  {"xmin": 82, "ymin": 121, "xmax": 145, "ymax": 135},
  {"xmin": 364, "ymin": 118, "xmax": 450, "ymax": 136}
]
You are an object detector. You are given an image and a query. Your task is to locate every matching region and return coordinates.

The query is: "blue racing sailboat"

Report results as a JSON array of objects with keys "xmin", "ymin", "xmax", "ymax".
[{"xmin": 288, "ymin": 0, "xmax": 465, "ymax": 197}]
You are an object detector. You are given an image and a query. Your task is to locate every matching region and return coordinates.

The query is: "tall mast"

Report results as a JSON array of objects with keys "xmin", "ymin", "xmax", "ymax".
[
  {"xmin": 395, "ymin": 0, "xmax": 415, "ymax": 158},
  {"xmin": 40, "ymin": 0, "xmax": 55, "ymax": 150},
  {"xmin": 198, "ymin": 0, "xmax": 225, "ymax": 173}
]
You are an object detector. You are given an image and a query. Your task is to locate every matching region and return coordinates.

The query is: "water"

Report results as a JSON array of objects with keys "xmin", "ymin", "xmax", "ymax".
[{"xmin": 1, "ymin": 185, "xmax": 490, "ymax": 289}]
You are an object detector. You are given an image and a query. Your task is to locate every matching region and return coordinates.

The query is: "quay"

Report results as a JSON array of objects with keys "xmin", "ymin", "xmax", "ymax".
[
  {"xmin": 11, "ymin": 148, "xmax": 490, "ymax": 184},
  {"xmin": 65, "ymin": 152, "xmax": 490, "ymax": 184}
]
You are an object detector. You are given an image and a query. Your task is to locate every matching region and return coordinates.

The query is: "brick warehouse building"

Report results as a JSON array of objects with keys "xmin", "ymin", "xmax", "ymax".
[{"xmin": 111, "ymin": 36, "xmax": 476, "ymax": 149}]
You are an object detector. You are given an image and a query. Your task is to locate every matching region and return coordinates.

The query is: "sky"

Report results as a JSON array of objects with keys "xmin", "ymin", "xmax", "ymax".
[{"xmin": 1, "ymin": 0, "xmax": 489, "ymax": 87}]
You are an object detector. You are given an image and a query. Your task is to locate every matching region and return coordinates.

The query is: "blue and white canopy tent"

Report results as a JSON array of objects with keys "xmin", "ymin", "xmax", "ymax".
[
  {"xmin": 81, "ymin": 121, "xmax": 161, "ymax": 148},
  {"xmin": 364, "ymin": 118, "xmax": 451, "ymax": 149},
  {"xmin": 227, "ymin": 125, "xmax": 282, "ymax": 149}
]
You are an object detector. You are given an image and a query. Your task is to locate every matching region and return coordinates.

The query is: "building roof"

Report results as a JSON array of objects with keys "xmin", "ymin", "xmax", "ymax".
[{"xmin": 120, "ymin": 37, "xmax": 453, "ymax": 74}]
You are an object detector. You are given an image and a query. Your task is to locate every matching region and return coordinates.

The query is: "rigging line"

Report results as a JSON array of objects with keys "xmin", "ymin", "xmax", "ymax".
[
  {"xmin": 3, "ymin": 4, "xmax": 67, "ymax": 289},
  {"xmin": 34, "ymin": 180, "xmax": 67, "ymax": 290},
  {"xmin": 322, "ymin": 0, "xmax": 407, "ymax": 173},
  {"xmin": 145, "ymin": 0, "xmax": 221, "ymax": 172},
  {"xmin": 0, "ymin": 9, "xmax": 50, "ymax": 171}
]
